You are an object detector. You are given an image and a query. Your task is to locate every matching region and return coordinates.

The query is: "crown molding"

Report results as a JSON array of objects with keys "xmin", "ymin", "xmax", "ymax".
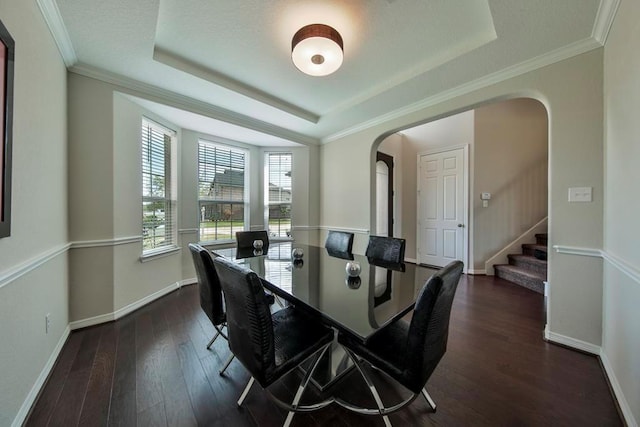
[
  {"xmin": 322, "ymin": 36, "xmax": 602, "ymax": 144},
  {"xmin": 36, "ymin": 0, "xmax": 78, "ymax": 67},
  {"xmin": 68, "ymin": 63, "xmax": 320, "ymax": 147},
  {"xmin": 153, "ymin": 47, "xmax": 319, "ymax": 124},
  {"xmin": 592, "ymin": 0, "xmax": 621, "ymax": 44}
]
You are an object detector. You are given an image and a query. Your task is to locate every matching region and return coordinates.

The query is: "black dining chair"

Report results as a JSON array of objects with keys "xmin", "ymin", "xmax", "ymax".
[
  {"xmin": 188, "ymin": 243, "xmax": 236, "ymax": 375},
  {"xmin": 336, "ymin": 260, "xmax": 464, "ymax": 426},
  {"xmin": 365, "ymin": 235, "xmax": 406, "ymax": 266},
  {"xmin": 325, "ymin": 230, "xmax": 355, "ymax": 259},
  {"xmin": 235, "ymin": 230, "xmax": 270, "ymax": 250},
  {"xmin": 212, "ymin": 256, "xmax": 335, "ymax": 427}
]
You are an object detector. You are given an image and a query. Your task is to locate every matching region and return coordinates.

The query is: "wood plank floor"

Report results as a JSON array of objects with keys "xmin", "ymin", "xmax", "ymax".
[{"xmin": 25, "ymin": 274, "xmax": 623, "ymax": 426}]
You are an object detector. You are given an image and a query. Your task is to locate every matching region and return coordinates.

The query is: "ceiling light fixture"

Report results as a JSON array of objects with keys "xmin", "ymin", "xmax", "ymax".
[{"xmin": 291, "ymin": 24, "xmax": 343, "ymax": 77}]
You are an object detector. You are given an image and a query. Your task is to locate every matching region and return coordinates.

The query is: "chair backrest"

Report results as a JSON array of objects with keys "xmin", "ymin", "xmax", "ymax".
[
  {"xmin": 402, "ymin": 260, "xmax": 463, "ymax": 393},
  {"xmin": 212, "ymin": 256, "xmax": 275, "ymax": 384},
  {"xmin": 325, "ymin": 230, "xmax": 354, "ymax": 259},
  {"xmin": 235, "ymin": 230, "xmax": 270, "ymax": 250},
  {"xmin": 188, "ymin": 243, "xmax": 225, "ymax": 326},
  {"xmin": 365, "ymin": 236, "xmax": 406, "ymax": 265}
]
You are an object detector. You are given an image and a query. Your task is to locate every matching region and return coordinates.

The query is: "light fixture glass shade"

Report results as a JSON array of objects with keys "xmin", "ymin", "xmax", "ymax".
[{"xmin": 291, "ymin": 24, "xmax": 343, "ymax": 77}]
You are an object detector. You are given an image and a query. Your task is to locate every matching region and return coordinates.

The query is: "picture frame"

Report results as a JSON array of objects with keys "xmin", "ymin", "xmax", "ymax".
[{"xmin": 0, "ymin": 19, "xmax": 14, "ymax": 238}]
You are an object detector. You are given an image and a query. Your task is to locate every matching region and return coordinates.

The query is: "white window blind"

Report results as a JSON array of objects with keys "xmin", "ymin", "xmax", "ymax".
[
  {"xmin": 265, "ymin": 153, "xmax": 292, "ymax": 237},
  {"xmin": 141, "ymin": 119, "xmax": 176, "ymax": 252},
  {"xmin": 198, "ymin": 140, "xmax": 248, "ymax": 241}
]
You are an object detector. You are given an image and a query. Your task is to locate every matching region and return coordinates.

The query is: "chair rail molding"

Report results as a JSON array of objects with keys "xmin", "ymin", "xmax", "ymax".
[
  {"xmin": 601, "ymin": 250, "xmax": 640, "ymax": 286},
  {"xmin": 70, "ymin": 235, "xmax": 141, "ymax": 249},
  {"xmin": 554, "ymin": 245, "xmax": 640, "ymax": 286},
  {"xmin": 319, "ymin": 225, "xmax": 370, "ymax": 235},
  {"xmin": 0, "ymin": 243, "xmax": 71, "ymax": 290}
]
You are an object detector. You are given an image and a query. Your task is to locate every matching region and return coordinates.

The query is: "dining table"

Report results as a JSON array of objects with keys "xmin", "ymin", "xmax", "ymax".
[{"xmin": 213, "ymin": 241, "xmax": 438, "ymax": 390}]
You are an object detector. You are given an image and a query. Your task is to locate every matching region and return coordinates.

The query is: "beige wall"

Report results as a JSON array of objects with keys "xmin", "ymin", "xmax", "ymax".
[
  {"xmin": 603, "ymin": 0, "xmax": 640, "ymax": 423},
  {"xmin": 377, "ymin": 99, "xmax": 547, "ymax": 272},
  {"xmin": 69, "ymin": 76, "xmax": 318, "ymax": 321},
  {"xmin": 473, "ymin": 98, "xmax": 548, "ymax": 270},
  {"xmin": 321, "ymin": 49, "xmax": 604, "ymax": 347},
  {"xmin": 0, "ymin": 0, "xmax": 69, "ymax": 425}
]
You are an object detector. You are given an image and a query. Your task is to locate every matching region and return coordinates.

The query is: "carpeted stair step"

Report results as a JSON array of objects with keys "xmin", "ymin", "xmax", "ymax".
[
  {"xmin": 522, "ymin": 243, "xmax": 547, "ymax": 257},
  {"xmin": 507, "ymin": 254, "xmax": 547, "ymax": 276},
  {"xmin": 535, "ymin": 233, "xmax": 548, "ymax": 246},
  {"xmin": 494, "ymin": 264, "xmax": 545, "ymax": 294}
]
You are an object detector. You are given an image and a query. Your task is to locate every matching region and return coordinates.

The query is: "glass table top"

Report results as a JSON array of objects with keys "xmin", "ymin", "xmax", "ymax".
[{"xmin": 214, "ymin": 241, "xmax": 438, "ymax": 340}]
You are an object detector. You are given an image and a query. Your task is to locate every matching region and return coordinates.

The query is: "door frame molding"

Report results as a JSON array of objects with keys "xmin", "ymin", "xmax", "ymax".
[{"xmin": 416, "ymin": 144, "xmax": 469, "ymax": 272}]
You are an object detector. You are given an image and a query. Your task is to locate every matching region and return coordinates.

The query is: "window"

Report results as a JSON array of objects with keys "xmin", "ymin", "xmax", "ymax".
[
  {"xmin": 141, "ymin": 118, "xmax": 176, "ymax": 253},
  {"xmin": 198, "ymin": 140, "xmax": 248, "ymax": 241},
  {"xmin": 265, "ymin": 153, "xmax": 292, "ymax": 238}
]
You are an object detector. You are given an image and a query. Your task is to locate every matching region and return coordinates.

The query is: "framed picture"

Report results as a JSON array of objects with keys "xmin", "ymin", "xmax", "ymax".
[{"xmin": 0, "ymin": 19, "xmax": 14, "ymax": 238}]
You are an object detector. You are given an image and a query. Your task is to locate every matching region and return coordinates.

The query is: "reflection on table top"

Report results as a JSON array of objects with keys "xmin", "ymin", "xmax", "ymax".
[{"xmin": 214, "ymin": 242, "xmax": 438, "ymax": 340}]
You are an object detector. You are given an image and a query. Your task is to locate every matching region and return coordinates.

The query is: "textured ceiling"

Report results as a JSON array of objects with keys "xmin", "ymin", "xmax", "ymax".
[{"xmin": 51, "ymin": 0, "xmax": 610, "ymax": 145}]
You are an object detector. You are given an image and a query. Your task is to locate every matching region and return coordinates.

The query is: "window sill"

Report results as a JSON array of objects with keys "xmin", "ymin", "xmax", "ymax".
[
  {"xmin": 140, "ymin": 245, "xmax": 181, "ymax": 262},
  {"xmin": 270, "ymin": 237, "xmax": 294, "ymax": 242},
  {"xmin": 199, "ymin": 240, "xmax": 236, "ymax": 249}
]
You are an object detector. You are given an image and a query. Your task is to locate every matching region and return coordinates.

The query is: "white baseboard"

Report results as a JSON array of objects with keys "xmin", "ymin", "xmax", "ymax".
[
  {"xmin": 11, "ymin": 325, "xmax": 71, "ymax": 427},
  {"xmin": 600, "ymin": 350, "xmax": 638, "ymax": 427},
  {"xmin": 467, "ymin": 269, "xmax": 486, "ymax": 275},
  {"xmin": 69, "ymin": 312, "xmax": 115, "ymax": 330},
  {"xmin": 70, "ymin": 281, "xmax": 187, "ymax": 330},
  {"xmin": 179, "ymin": 278, "xmax": 197, "ymax": 287},
  {"xmin": 543, "ymin": 326, "xmax": 601, "ymax": 355}
]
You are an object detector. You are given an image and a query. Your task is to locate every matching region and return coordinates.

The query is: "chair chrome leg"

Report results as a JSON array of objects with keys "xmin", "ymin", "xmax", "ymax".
[
  {"xmin": 237, "ymin": 377, "xmax": 255, "ymax": 406},
  {"xmin": 421, "ymin": 388, "xmax": 437, "ymax": 412},
  {"xmin": 284, "ymin": 343, "xmax": 332, "ymax": 427},
  {"xmin": 345, "ymin": 348, "xmax": 392, "ymax": 427},
  {"xmin": 274, "ymin": 294, "xmax": 286, "ymax": 308},
  {"xmin": 206, "ymin": 330, "xmax": 220, "ymax": 349},
  {"xmin": 219, "ymin": 353, "xmax": 235, "ymax": 376}
]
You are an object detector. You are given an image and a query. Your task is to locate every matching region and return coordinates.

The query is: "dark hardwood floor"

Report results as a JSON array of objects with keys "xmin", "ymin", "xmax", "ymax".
[{"xmin": 25, "ymin": 274, "xmax": 622, "ymax": 426}]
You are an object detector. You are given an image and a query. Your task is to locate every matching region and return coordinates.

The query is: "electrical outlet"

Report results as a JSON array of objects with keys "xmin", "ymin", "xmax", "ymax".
[{"xmin": 46, "ymin": 313, "xmax": 51, "ymax": 334}]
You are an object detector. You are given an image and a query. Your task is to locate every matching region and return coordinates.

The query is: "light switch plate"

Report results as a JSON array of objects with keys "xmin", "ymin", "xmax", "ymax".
[{"xmin": 568, "ymin": 187, "xmax": 592, "ymax": 202}]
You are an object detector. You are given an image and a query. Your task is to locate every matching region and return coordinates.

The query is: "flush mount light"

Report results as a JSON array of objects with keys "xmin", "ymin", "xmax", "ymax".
[{"xmin": 291, "ymin": 24, "xmax": 343, "ymax": 77}]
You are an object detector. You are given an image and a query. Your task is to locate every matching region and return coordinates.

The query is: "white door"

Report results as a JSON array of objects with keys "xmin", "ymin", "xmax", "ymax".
[{"xmin": 417, "ymin": 147, "xmax": 466, "ymax": 267}]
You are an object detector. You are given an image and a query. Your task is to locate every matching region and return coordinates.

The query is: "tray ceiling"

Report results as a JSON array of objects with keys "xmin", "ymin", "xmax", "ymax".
[{"xmin": 49, "ymin": 0, "xmax": 613, "ymax": 145}]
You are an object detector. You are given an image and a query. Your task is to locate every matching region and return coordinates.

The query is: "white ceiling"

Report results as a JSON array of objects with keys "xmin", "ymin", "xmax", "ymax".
[{"xmin": 45, "ymin": 0, "xmax": 615, "ymax": 146}]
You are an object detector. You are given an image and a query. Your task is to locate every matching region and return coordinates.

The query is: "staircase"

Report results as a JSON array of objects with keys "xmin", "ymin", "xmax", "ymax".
[{"xmin": 494, "ymin": 233, "xmax": 547, "ymax": 294}]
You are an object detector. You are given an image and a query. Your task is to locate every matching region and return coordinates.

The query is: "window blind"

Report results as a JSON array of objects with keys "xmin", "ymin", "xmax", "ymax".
[
  {"xmin": 141, "ymin": 119, "xmax": 175, "ymax": 252},
  {"xmin": 266, "ymin": 153, "xmax": 292, "ymax": 237},
  {"xmin": 198, "ymin": 140, "xmax": 247, "ymax": 241}
]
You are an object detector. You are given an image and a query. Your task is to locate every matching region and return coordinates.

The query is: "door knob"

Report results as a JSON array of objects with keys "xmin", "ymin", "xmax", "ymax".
[{"xmin": 457, "ymin": 224, "xmax": 464, "ymax": 228}]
